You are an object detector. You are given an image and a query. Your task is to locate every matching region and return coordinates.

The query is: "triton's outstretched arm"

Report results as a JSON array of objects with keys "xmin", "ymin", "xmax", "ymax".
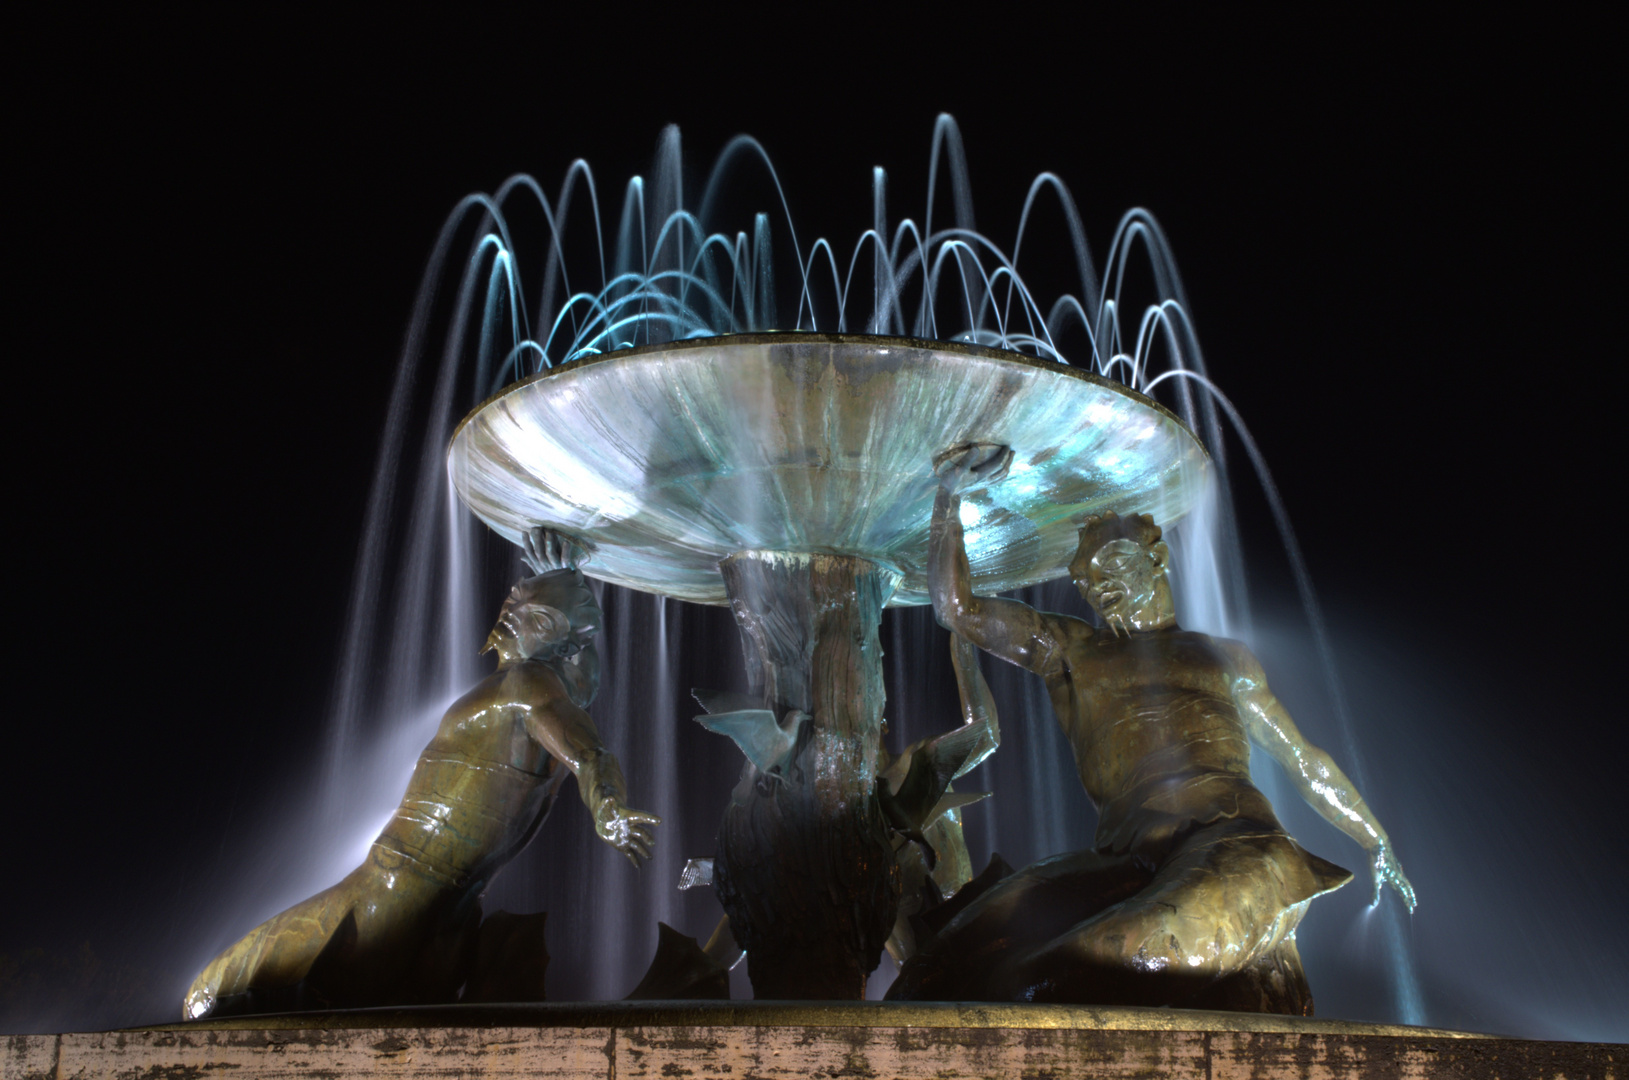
[
  {"xmin": 928, "ymin": 447, "xmax": 1078, "ymax": 677},
  {"xmin": 1224, "ymin": 641, "xmax": 1416, "ymax": 911},
  {"xmin": 517, "ymin": 669, "xmax": 660, "ymax": 868}
]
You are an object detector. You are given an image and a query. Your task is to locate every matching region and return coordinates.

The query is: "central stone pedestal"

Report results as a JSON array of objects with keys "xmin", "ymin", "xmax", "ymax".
[{"xmin": 713, "ymin": 551, "xmax": 900, "ymax": 999}]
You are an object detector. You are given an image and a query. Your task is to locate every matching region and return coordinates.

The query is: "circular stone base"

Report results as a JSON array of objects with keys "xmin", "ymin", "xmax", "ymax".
[{"xmin": 20, "ymin": 1002, "xmax": 1608, "ymax": 1080}]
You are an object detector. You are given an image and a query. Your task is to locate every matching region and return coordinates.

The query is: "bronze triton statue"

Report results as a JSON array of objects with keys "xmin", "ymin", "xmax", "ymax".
[
  {"xmin": 889, "ymin": 445, "xmax": 1414, "ymax": 1013},
  {"xmin": 184, "ymin": 529, "xmax": 660, "ymax": 1019}
]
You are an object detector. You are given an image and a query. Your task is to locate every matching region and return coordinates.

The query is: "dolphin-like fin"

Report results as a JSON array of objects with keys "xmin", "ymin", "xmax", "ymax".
[
  {"xmin": 882, "ymin": 748, "xmax": 940, "ymax": 828},
  {"xmin": 624, "ymin": 922, "xmax": 730, "ymax": 1001},
  {"xmin": 692, "ymin": 709, "xmax": 809, "ymax": 775},
  {"xmin": 924, "ymin": 790, "xmax": 991, "ymax": 827},
  {"xmin": 927, "ymin": 720, "xmax": 995, "ymax": 782},
  {"xmin": 678, "ymin": 858, "xmax": 714, "ymax": 890},
  {"xmin": 881, "ymin": 729, "xmax": 988, "ymax": 829},
  {"xmin": 691, "ymin": 688, "xmax": 763, "ymax": 716}
]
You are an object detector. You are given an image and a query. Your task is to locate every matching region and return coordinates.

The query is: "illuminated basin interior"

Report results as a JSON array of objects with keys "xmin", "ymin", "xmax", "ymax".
[{"xmin": 448, "ymin": 333, "xmax": 1211, "ymax": 604}]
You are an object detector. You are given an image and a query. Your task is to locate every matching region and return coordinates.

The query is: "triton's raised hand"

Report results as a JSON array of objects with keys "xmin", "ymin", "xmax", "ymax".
[{"xmin": 932, "ymin": 442, "xmax": 1015, "ymax": 493}]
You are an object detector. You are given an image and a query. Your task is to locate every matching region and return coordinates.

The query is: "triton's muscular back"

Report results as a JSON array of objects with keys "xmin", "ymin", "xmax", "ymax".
[{"xmin": 377, "ymin": 660, "xmax": 576, "ymax": 888}]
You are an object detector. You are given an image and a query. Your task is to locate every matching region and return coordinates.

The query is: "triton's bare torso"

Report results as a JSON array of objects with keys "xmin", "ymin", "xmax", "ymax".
[
  {"xmin": 374, "ymin": 661, "xmax": 571, "ymax": 888},
  {"xmin": 1045, "ymin": 624, "xmax": 1273, "ymax": 853}
]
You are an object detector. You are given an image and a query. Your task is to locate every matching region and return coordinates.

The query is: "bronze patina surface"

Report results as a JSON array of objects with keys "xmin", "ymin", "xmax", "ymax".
[
  {"xmin": 447, "ymin": 334, "xmax": 1211, "ymax": 607},
  {"xmin": 892, "ymin": 445, "xmax": 1415, "ymax": 1011},
  {"xmin": 709, "ymin": 551, "xmax": 903, "ymax": 999},
  {"xmin": 183, "ymin": 533, "xmax": 659, "ymax": 1020},
  {"xmin": 445, "ymin": 336, "xmax": 1211, "ymax": 1000}
]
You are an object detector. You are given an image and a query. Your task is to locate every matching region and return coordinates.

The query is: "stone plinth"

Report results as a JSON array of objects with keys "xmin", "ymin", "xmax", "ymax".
[{"xmin": 6, "ymin": 1003, "xmax": 1622, "ymax": 1079}]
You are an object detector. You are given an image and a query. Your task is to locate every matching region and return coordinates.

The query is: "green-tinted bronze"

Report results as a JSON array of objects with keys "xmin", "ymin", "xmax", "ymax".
[
  {"xmin": 450, "ymin": 335, "xmax": 1212, "ymax": 1002},
  {"xmin": 183, "ymin": 532, "xmax": 659, "ymax": 1020},
  {"xmin": 891, "ymin": 445, "xmax": 1414, "ymax": 1011},
  {"xmin": 879, "ymin": 632, "xmax": 999, "ymax": 965},
  {"xmin": 710, "ymin": 551, "xmax": 902, "ymax": 1000}
]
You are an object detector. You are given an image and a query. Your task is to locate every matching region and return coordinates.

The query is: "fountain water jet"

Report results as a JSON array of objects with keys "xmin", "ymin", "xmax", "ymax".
[
  {"xmin": 237, "ymin": 113, "xmax": 1419, "ymax": 1013},
  {"xmin": 447, "ymin": 333, "xmax": 1210, "ymax": 996}
]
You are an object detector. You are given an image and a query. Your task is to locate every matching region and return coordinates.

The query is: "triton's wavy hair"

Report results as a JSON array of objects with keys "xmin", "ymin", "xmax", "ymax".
[{"xmin": 1068, "ymin": 511, "xmax": 1164, "ymax": 580}]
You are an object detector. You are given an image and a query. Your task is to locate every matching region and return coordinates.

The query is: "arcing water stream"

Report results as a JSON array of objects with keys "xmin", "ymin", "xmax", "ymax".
[{"xmin": 195, "ymin": 114, "xmax": 1427, "ymax": 1018}]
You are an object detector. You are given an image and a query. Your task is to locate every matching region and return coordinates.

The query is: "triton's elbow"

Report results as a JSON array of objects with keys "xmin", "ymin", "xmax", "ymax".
[{"xmin": 933, "ymin": 594, "xmax": 973, "ymax": 631}]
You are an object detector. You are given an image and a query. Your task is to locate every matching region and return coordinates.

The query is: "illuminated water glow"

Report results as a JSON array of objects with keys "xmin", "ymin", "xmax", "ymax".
[
  {"xmin": 226, "ymin": 114, "xmax": 1427, "ymax": 1017},
  {"xmin": 448, "ymin": 335, "xmax": 1210, "ymax": 608}
]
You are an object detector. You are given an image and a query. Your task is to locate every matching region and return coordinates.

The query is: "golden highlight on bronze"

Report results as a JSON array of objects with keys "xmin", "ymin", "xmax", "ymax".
[
  {"xmin": 883, "ymin": 444, "xmax": 1413, "ymax": 1011},
  {"xmin": 184, "ymin": 529, "xmax": 659, "ymax": 1019},
  {"xmin": 171, "ymin": 116, "xmax": 1440, "ymax": 1029}
]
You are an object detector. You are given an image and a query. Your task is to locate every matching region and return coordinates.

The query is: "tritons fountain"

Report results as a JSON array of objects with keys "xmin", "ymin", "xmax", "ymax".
[
  {"xmin": 12, "ymin": 116, "xmax": 1617, "ymax": 1078},
  {"xmin": 446, "ymin": 333, "xmax": 1212, "ymax": 1001}
]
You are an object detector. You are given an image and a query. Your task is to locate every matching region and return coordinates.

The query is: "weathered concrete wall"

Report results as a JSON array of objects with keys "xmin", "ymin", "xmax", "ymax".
[{"xmin": 5, "ymin": 1007, "xmax": 1621, "ymax": 1079}]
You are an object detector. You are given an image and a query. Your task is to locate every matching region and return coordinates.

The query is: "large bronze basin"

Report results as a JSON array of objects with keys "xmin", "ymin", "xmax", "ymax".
[{"xmin": 447, "ymin": 333, "xmax": 1210, "ymax": 605}]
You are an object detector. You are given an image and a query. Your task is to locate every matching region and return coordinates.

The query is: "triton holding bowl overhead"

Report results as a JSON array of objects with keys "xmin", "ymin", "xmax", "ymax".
[{"xmin": 183, "ymin": 115, "xmax": 1417, "ymax": 1017}]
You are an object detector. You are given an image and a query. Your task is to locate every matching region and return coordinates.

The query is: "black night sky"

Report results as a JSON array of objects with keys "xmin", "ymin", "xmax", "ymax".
[{"xmin": 8, "ymin": 12, "xmax": 1623, "ymax": 1040}]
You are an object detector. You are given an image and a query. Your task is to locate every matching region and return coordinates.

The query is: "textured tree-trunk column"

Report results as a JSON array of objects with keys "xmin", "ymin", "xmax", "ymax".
[{"xmin": 713, "ymin": 551, "xmax": 902, "ymax": 999}]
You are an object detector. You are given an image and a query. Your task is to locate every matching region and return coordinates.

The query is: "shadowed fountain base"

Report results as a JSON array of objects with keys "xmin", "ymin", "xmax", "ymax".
[
  {"xmin": 447, "ymin": 334, "xmax": 1215, "ymax": 1000},
  {"xmin": 8, "ymin": 1004, "xmax": 1620, "ymax": 1079},
  {"xmin": 713, "ymin": 551, "xmax": 900, "ymax": 999}
]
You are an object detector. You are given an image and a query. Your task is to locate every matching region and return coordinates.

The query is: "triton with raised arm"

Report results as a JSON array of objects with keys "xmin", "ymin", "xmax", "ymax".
[
  {"xmin": 890, "ymin": 445, "xmax": 1413, "ymax": 1013},
  {"xmin": 183, "ymin": 529, "xmax": 659, "ymax": 1019}
]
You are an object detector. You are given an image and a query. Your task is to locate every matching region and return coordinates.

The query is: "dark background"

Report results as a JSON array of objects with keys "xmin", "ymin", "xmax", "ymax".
[{"xmin": 7, "ymin": 11, "xmax": 1623, "ymax": 1041}]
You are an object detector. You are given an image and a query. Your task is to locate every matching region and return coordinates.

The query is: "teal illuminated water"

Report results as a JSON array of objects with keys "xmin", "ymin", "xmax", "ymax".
[{"xmin": 206, "ymin": 114, "xmax": 1424, "ymax": 1023}]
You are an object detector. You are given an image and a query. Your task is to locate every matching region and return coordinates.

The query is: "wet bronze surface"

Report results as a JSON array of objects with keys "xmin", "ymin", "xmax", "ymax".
[
  {"xmin": 711, "ymin": 552, "xmax": 901, "ymax": 1000},
  {"xmin": 896, "ymin": 445, "xmax": 1414, "ymax": 1010},
  {"xmin": 183, "ymin": 536, "xmax": 659, "ymax": 1020},
  {"xmin": 447, "ymin": 334, "xmax": 1210, "ymax": 606}
]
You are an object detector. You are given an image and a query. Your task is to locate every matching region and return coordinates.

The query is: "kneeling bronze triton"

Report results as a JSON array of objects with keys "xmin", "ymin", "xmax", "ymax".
[
  {"xmin": 184, "ymin": 531, "xmax": 659, "ymax": 1019},
  {"xmin": 887, "ymin": 445, "xmax": 1414, "ymax": 1012}
]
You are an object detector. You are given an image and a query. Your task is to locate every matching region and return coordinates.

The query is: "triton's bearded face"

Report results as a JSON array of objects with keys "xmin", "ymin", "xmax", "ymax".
[
  {"xmin": 497, "ymin": 583, "xmax": 600, "ymax": 659},
  {"xmin": 1076, "ymin": 537, "xmax": 1173, "ymax": 634},
  {"xmin": 485, "ymin": 571, "xmax": 604, "ymax": 702}
]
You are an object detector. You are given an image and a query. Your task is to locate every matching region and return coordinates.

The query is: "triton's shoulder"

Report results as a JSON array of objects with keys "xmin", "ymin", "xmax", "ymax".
[
  {"xmin": 1053, "ymin": 617, "xmax": 1114, "ymax": 662},
  {"xmin": 504, "ymin": 657, "xmax": 570, "ymax": 685},
  {"xmin": 473, "ymin": 659, "xmax": 567, "ymax": 702},
  {"xmin": 1199, "ymin": 634, "xmax": 1266, "ymax": 675},
  {"xmin": 1045, "ymin": 610, "xmax": 1097, "ymax": 641}
]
